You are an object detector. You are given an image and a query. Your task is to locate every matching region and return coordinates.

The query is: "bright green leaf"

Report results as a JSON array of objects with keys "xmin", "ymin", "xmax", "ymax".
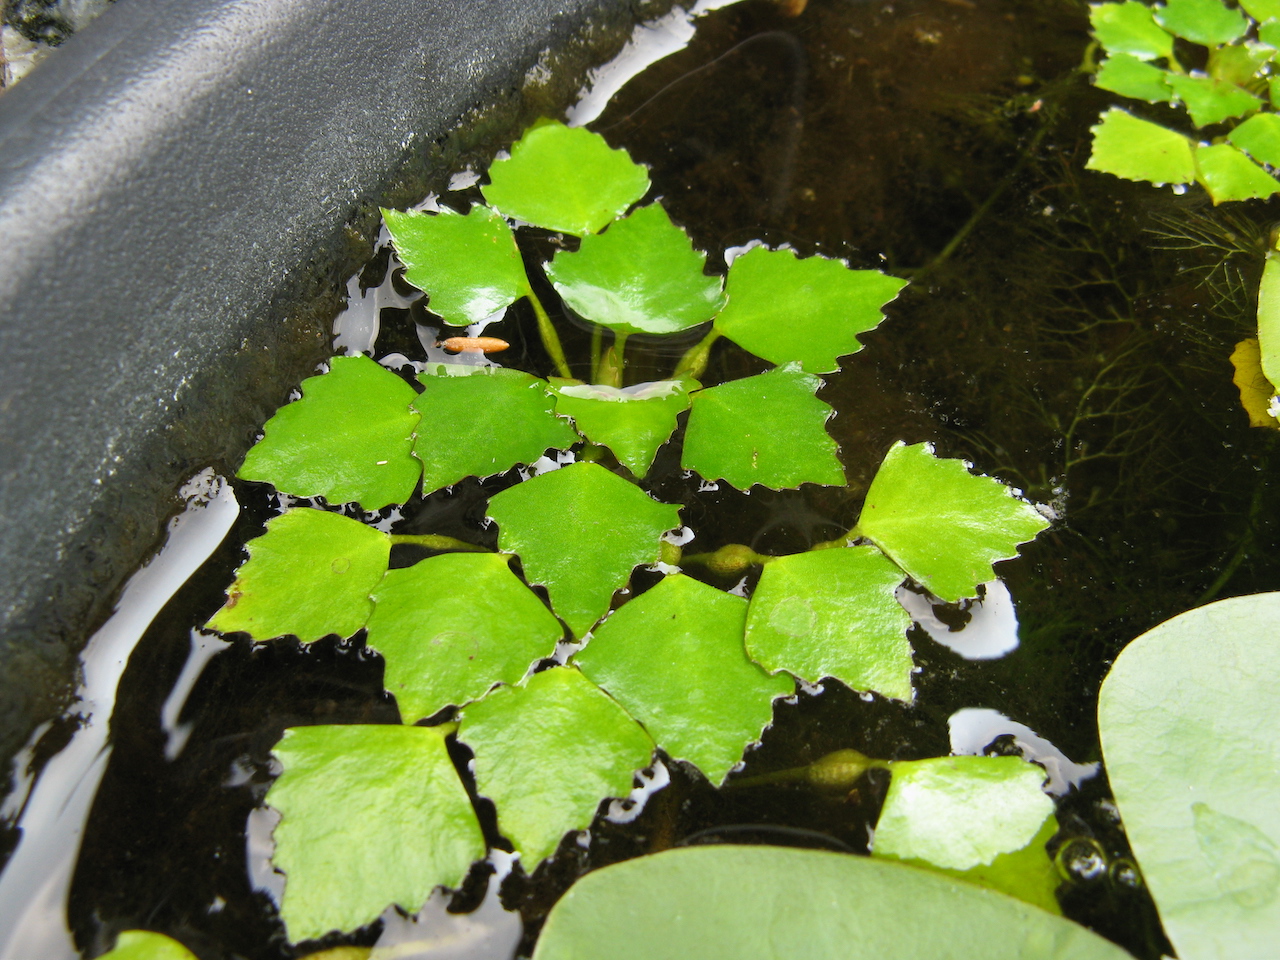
[
  {"xmin": 1241, "ymin": 0, "xmax": 1280, "ymax": 19},
  {"xmin": 1262, "ymin": 19, "xmax": 1280, "ymax": 47},
  {"xmin": 481, "ymin": 121, "xmax": 650, "ymax": 236},
  {"xmin": 1257, "ymin": 251, "xmax": 1280, "ymax": 391},
  {"xmin": 239, "ymin": 355, "xmax": 421, "ymax": 509},
  {"xmin": 873, "ymin": 756, "xmax": 1060, "ymax": 913},
  {"xmin": 532, "ymin": 846, "xmax": 1133, "ymax": 960},
  {"xmin": 267, "ymin": 725, "xmax": 485, "ymax": 943},
  {"xmin": 1086, "ymin": 109, "xmax": 1196, "ymax": 184},
  {"xmin": 1207, "ymin": 42, "xmax": 1272, "ymax": 89},
  {"xmin": 458, "ymin": 667, "xmax": 654, "ymax": 869},
  {"xmin": 550, "ymin": 379, "xmax": 694, "ymax": 478},
  {"xmin": 1168, "ymin": 73, "xmax": 1261, "ymax": 127},
  {"xmin": 366, "ymin": 552, "xmax": 564, "ymax": 722},
  {"xmin": 544, "ymin": 204, "xmax": 725, "ymax": 335},
  {"xmin": 1227, "ymin": 111, "xmax": 1280, "ymax": 165},
  {"xmin": 1098, "ymin": 593, "xmax": 1280, "ymax": 960},
  {"xmin": 857, "ymin": 442, "xmax": 1049, "ymax": 603},
  {"xmin": 711, "ymin": 246, "xmax": 907, "ymax": 374},
  {"xmin": 682, "ymin": 364, "xmax": 846, "ymax": 491},
  {"xmin": 381, "ymin": 205, "xmax": 526, "ymax": 327},
  {"xmin": 412, "ymin": 366, "xmax": 579, "ymax": 495},
  {"xmin": 1094, "ymin": 53, "xmax": 1174, "ymax": 102},
  {"xmin": 486, "ymin": 462, "xmax": 681, "ymax": 636},
  {"xmin": 97, "ymin": 931, "xmax": 198, "ymax": 960},
  {"xmin": 1194, "ymin": 142, "xmax": 1280, "ymax": 202},
  {"xmin": 575, "ymin": 574, "xmax": 792, "ymax": 785},
  {"xmin": 1089, "ymin": 2, "xmax": 1175, "ymax": 60},
  {"xmin": 1155, "ymin": 0, "xmax": 1247, "ymax": 45},
  {"xmin": 744, "ymin": 546, "xmax": 913, "ymax": 701},
  {"xmin": 207, "ymin": 508, "xmax": 389, "ymax": 643}
]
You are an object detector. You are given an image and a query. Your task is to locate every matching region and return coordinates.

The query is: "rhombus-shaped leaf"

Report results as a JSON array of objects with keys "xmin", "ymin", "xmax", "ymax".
[
  {"xmin": 857, "ymin": 442, "xmax": 1049, "ymax": 603},
  {"xmin": 1086, "ymin": 109, "xmax": 1196, "ymax": 186},
  {"xmin": 239, "ymin": 355, "xmax": 421, "ymax": 509},
  {"xmin": 413, "ymin": 365, "xmax": 579, "ymax": 495},
  {"xmin": 1090, "ymin": 2, "xmax": 1175, "ymax": 61},
  {"xmin": 550, "ymin": 378, "xmax": 695, "ymax": 478},
  {"xmin": 713, "ymin": 246, "xmax": 906, "ymax": 373},
  {"xmin": 382, "ymin": 204, "xmax": 526, "ymax": 327},
  {"xmin": 575, "ymin": 574, "xmax": 792, "ymax": 785},
  {"xmin": 682, "ymin": 364, "xmax": 845, "ymax": 491},
  {"xmin": 366, "ymin": 552, "xmax": 564, "ymax": 722},
  {"xmin": 207, "ymin": 508, "xmax": 389, "ymax": 643},
  {"xmin": 267, "ymin": 724, "xmax": 485, "ymax": 944},
  {"xmin": 486, "ymin": 462, "xmax": 681, "ymax": 637},
  {"xmin": 459, "ymin": 667, "xmax": 654, "ymax": 869}
]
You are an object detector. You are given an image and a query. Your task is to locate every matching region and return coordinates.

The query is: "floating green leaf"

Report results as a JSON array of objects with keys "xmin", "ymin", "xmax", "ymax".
[
  {"xmin": 1241, "ymin": 0, "xmax": 1280, "ymax": 20},
  {"xmin": 1155, "ymin": 0, "xmax": 1247, "ymax": 45},
  {"xmin": 1094, "ymin": 53, "xmax": 1174, "ymax": 102},
  {"xmin": 381, "ymin": 205, "xmax": 525, "ymax": 326},
  {"xmin": 532, "ymin": 846, "xmax": 1132, "ymax": 960},
  {"xmin": 366, "ymin": 553, "xmax": 563, "ymax": 722},
  {"xmin": 98, "ymin": 931, "xmax": 198, "ymax": 960},
  {"xmin": 207, "ymin": 508, "xmax": 389, "ymax": 643},
  {"xmin": 459, "ymin": 667, "xmax": 654, "ymax": 869},
  {"xmin": 1262, "ymin": 19, "xmax": 1280, "ymax": 48},
  {"xmin": 1098, "ymin": 593, "xmax": 1280, "ymax": 960},
  {"xmin": 486, "ymin": 462, "xmax": 680, "ymax": 636},
  {"xmin": 1227, "ymin": 111, "xmax": 1280, "ymax": 166},
  {"xmin": 743, "ymin": 546, "xmax": 913, "ymax": 701},
  {"xmin": 1086, "ymin": 109, "xmax": 1196, "ymax": 185},
  {"xmin": 412, "ymin": 366, "xmax": 578, "ymax": 495},
  {"xmin": 550, "ymin": 379, "xmax": 694, "ymax": 478},
  {"xmin": 267, "ymin": 725, "xmax": 485, "ymax": 943},
  {"xmin": 682, "ymin": 364, "xmax": 846, "ymax": 491},
  {"xmin": 857, "ymin": 442, "xmax": 1049, "ymax": 603},
  {"xmin": 575, "ymin": 574, "xmax": 791, "ymax": 785},
  {"xmin": 543, "ymin": 204, "xmax": 725, "ymax": 335},
  {"xmin": 239, "ymin": 355, "xmax": 421, "ymax": 509},
  {"xmin": 1090, "ymin": 1, "xmax": 1175, "ymax": 60},
  {"xmin": 1207, "ymin": 42, "xmax": 1271, "ymax": 90},
  {"xmin": 481, "ymin": 121, "xmax": 650, "ymax": 236},
  {"xmin": 1167, "ymin": 74, "xmax": 1261, "ymax": 127},
  {"xmin": 1195, "ymin": 142, "xmax": 1280, "ymax": 202},
  {"xmin": 1258, "ymin": 250, "xmax": 1280, "ymax": 391},
  {"xmin": 712, "ymin": 246, "xmax": 906, "ymax": 374},
  {"xmin": 872, "ymin": 756, "xmax": 1060, "ymax": 913}
]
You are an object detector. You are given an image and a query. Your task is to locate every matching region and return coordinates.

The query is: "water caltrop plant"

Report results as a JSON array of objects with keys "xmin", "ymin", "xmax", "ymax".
[{"xmin": 203, "ymin": 120, "xmax": 1052, "ymax": 945}]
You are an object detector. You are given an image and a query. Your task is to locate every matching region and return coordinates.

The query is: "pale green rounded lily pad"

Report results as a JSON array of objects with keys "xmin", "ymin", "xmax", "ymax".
[
  {"xmin": 267, "ymin": 725, "xmax": 485, "ymax": 944},
  {"xmin": 207, "ymin": 508, "xmax": 389, "ymax": 643},
  {"xmin": 1155, "ymin": 0, "xmax": 1247, "ymax": 46},
  {"xmin": 97, "ymin": 931, "xmax": 198, "ymax": 960},
  {"xmin": 873, "ymin": 755, "xmax": 1060, "ymax": 912},
  {"xmin": 1086, "ymin": 109, "xmax": 1196, "ymax": 185},
  {"xmin": 413, "ymin": 366, "xmax": 579, "ymax": 496},
  {"xmin": 239, "ymin": 355, "xmax": 422, "ymax": 509},
  {"xmin": 532, "ymin": 846, "xmax": 1132, "ymax": 960},
  {"xmin": 712, "ymin": 245, "xmax": 907, "ymax": 373},
  {"xmin": 486, "ymin": 462, "xmax": 681, "ymax": 637},
  {"xmin": 682, "ymin": 363, "xmax": 846, "ymax": 491},
  {"xmin": 575, "ymin": 574, "xmax": 792, "ymax": 785},
  {"xmin": 459, "ymin": 666, "xmax": 654, "ymax": 869},
  {"xmin": 1195, "ymin": 142, "xmax": 1280, "ymax": 203},
  {"xmin": 744, "ymin": 546, "xmax": 913, "ymax": 700},
  {"xmin": 1098, "ymin": 593, "xmax": 1280, "ymax": 960},
  {"xmin": 481, "ymin": 122, "xmax": 650, "ymax": 236},
  {"xmin": 544, "ymin": 204, "xmax": 725, "ymax": 335},
  {"xmin": 857, "ymin": 442, "xmax": 1049, "ymax": 603},
  {"xmin": 382, "ymin": 205, "xmax": 525, "ymax": 326},
  {"xmin": 366, "ymin": 552, "xmax": 564, "ymax": 722},
  {"xmin": 550, "ymin": 378, "xmax": 695, "ymax": 478},
  {"xmin": 1090, "ymin": 2, "xmax": 1175, "ymax": 60}
]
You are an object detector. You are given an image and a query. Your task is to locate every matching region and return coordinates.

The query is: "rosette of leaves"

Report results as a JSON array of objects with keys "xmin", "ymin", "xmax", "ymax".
[{"xmin": 1087, "ymin": 0, "xmax": 1280, "ymax": 203}]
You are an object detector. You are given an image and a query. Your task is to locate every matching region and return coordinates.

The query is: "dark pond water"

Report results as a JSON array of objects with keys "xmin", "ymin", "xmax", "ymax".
[{"xmin": 31, "ymin": 0, "xmax": 1280, "ymax": 956}]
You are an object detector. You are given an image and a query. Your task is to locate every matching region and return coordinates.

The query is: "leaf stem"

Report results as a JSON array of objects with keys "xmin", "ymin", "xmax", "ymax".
[
  {"xmin": 681, "ymin": 543, "xmax": 773, "ymax": 576},
  {"xmin": 590, "ymin": 325, "xmax": 603, "ymax": 383},
  {"xmin": 388, "ymin": 533, "xmax": 489, "ymax": 552},
  {"xmin": 600, "ymin": 332, "xmax": 627, "ymax": 388},
  {"xmin": 524, "ymin": 285, "xmax": 573, "ymax": 380},
  {"xmin": 725, "ymin": 749, "xmax": 890, "ymax": 792},
  {"xmin": 811, "ymin": 523, "xmax": 863, "ymax": 551},
  {"xmin": 673, "ymin": 327, "xmax": 721, "ymax": 381}
]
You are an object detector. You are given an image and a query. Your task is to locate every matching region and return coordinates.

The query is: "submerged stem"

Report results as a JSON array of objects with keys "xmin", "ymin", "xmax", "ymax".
[
  {"xmin": 600, "ymin": 332, "xmax": 627, "ymax": 388},
  {"xmin": 388, "ymin": 534, "xmax": 489, "ymax": 552},
  {"xmin": 524, "ymin": 286, "xmax": 572, "ymax": 380},
  {"xmin": 673, "ymin": 327, "xmax": 721, "ymax": 381},
  {"xmin": 590, "ymin": 325, "xmax": 603, "ymax": 383},
  {"xmin": 726, "ymin": 749, "xmax": 890, "ymax": 792}
]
